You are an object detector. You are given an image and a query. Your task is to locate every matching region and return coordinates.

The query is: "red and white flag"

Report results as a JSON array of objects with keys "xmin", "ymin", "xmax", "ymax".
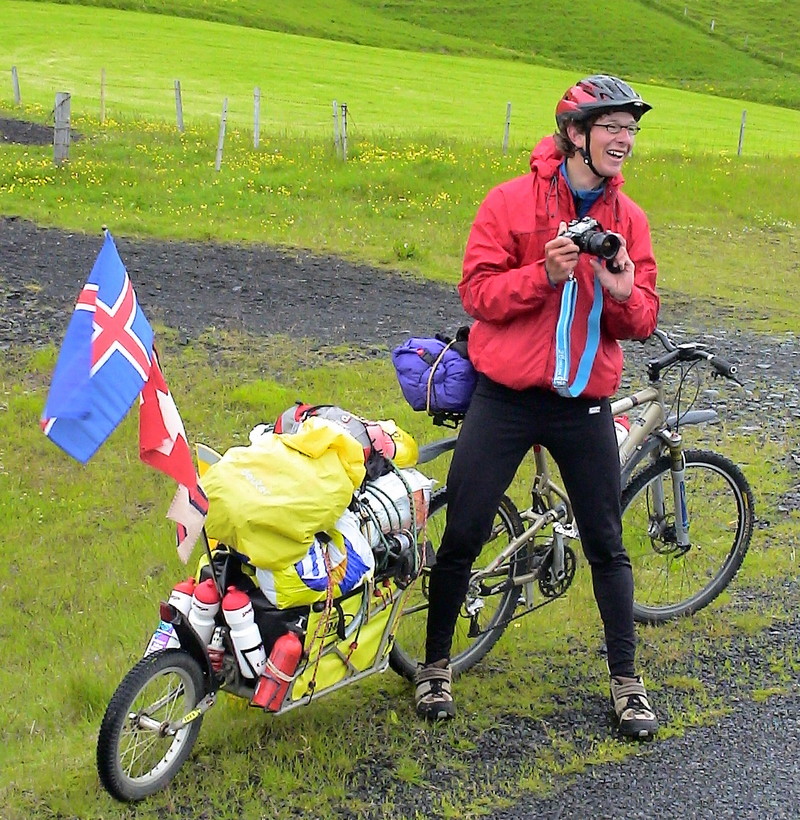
[{"xmin": 139, "ymin": 348, "xmax": 208, "ymax": 563}]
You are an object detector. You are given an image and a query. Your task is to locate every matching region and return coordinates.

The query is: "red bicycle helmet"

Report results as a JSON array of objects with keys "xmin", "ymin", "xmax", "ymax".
[{"xmin": 556, "ymin": 75, "xmax": 652, "ymax": 127}]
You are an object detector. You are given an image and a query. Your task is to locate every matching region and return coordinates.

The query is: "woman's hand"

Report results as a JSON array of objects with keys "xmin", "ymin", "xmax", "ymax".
[
  {"xmin": 544, "ymin": 222, "xmax": 580, "ymax": 285},
  {"xmin": 592, "ymin": 234, "xmax": 634, "ymax": 302}
]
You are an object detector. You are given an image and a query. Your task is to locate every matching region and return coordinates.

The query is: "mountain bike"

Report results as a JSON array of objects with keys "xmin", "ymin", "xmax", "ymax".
[{"xmin": 388, "ymin": 327, "xmax": 755, "ymax": 679}]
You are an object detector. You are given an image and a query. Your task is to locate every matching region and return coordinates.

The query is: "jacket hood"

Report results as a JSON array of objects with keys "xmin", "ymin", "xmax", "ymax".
[
  {"xmin": 528, "ymin": 134, "xmax": 624, "ymax": 190},
  {"xmin": 529, "ymin": 135, "xmax": 563, "ymax": 177}
]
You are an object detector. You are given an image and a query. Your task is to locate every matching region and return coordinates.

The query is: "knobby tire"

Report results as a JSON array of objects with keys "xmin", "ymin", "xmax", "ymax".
[{"xmin": 97, "ymin": 649, "xmax": 207, "ymax": 802}]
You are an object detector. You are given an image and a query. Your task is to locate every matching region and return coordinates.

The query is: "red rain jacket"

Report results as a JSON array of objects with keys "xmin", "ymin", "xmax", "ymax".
[{"xmin": 460, "ymin": 135, "xmax": 659, "ymax": 399}]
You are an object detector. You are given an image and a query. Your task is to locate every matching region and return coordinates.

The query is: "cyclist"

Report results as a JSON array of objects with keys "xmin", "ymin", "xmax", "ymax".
[{"xmin": 414, "ymin": 75, "xmax": 661, "ymax": 739}]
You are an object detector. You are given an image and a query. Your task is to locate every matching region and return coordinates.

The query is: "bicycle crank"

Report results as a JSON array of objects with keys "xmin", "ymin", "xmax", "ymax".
[{"xmin": 538, "ymin": 545, "xmax": 576, "ymax": 598}]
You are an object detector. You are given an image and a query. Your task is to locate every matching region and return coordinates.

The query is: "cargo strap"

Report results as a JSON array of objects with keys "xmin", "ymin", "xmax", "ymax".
[{"xmin": 424, "ymin": 340, "xmax": 456, "ymax": 415}]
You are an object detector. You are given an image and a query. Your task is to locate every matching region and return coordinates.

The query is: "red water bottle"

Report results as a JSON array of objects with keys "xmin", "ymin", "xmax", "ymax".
[{"xmin": 251, "ymin": 631, "xmax": 303, "ymax": 711}]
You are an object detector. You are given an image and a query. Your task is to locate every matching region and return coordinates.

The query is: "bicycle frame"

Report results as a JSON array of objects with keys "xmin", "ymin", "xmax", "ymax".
[
  {"xmin": 444, "ymin": 369, "xmax": 719, "ymax": 609},
  {"xmin": 474, "ymin": 446, "xmax": 575, "ymax": 609}
]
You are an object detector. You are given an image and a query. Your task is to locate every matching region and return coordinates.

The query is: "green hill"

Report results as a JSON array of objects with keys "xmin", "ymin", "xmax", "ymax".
[{"xmin": 18, "ymin": 0, "xmax": 800, "ymax": 108}]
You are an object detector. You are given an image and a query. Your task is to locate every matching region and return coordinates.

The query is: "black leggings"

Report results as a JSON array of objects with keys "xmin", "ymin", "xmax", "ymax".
[{"xmin": 425, "ymin": 375, "xmax": 637, "ymax": 678}]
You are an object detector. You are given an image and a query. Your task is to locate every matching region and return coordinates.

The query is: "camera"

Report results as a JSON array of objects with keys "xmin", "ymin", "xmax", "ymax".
[{"xmin": 563, "ymin": 217, "xmax": 621, "ymax": 264}]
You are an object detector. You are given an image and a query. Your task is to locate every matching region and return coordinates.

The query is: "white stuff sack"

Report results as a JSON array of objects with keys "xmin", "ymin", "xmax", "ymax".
[{"xmin": 356, "ymin": 467, "xmax": 433, "ymax": 547}]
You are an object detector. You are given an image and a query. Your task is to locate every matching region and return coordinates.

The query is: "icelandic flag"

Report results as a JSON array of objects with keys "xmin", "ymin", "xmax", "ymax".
[
  {"xmin": 41, "ymin": 231, "xmax": 154, "ymax": 463},
  {"xmin": 139, "ymin": 347, "xmax": 209, "ymax": 563}
]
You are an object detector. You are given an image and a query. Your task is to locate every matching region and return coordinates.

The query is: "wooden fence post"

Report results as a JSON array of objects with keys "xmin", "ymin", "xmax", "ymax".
[
  {"xmin": 502, "ymin": 101, "xmax": 512, "ymax": 154},
  {"xmin": 253, "ymin": 86, "xmax": 261, "ymax": 149},
  {"xmin": 54, "ymin": 92, "xmax": 71, "ymax": 166},
  {"xmin": 11, "ymin": 66, "xmax": 21, "ymax": 105},
  {"xmin": 341, "ymin": 103, "xmax": 348, "ymax": 162},
  {"xmin": 333, "ymin": 100, "xmax": 340, "ymax": 156},
  {"xmin": 174, "ymin": 80, "xmax": 184, "ymax": 132},
  {"xmin": 215, "ymin": 97, "xmax": 228, "ymax": 172},
  {"xmin": 100, "ymin": 68, "xmax": 106, "ymax": 124},
  {"xmin": 737, "ymin": 110, "xmax": 747, "ymax": 156}
]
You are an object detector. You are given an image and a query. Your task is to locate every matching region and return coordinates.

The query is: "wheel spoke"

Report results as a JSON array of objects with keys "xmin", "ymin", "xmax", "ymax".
[
  {"xmin": 98, "ymin": 651, "xmax": 207, "ymax": 801},
  {"xmin": 389, "ymin": 491, "xmax": 525, "ymax": 678},
  {"xmin": 623, "ymin": 450, "xmax": 753, "ymax": 624}
]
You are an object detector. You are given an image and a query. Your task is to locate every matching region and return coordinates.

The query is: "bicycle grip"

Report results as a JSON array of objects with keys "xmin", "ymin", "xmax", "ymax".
[{"xmin": 708, "ymin": 354, "xmax": 738, "ymax": 380}]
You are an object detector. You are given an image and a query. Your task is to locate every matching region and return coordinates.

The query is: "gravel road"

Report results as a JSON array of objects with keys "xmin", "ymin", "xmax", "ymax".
[{"xmin": 491, "ymin": 693, "xmax": 800, "ymax": 819}]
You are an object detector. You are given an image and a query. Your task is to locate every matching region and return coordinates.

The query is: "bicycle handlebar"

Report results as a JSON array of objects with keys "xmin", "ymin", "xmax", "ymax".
[{"xmin": 646, "ymin": 328, "xmax": 741, "ymax": 384}]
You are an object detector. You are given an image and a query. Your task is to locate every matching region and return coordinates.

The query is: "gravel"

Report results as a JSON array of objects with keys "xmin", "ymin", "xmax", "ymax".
[
  {"xmin": 0, "ymin": 214, "xmax": 472, "ymax": 353},
  {"xmin": 3, "ymin": 151, "xmax": 800, "ymax": 818},
  {"xmin": 490, "ymin": 695, "xmax": 800, "ymax": 819}
]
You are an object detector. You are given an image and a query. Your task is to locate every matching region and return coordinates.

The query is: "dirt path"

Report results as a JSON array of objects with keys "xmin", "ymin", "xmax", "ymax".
[{"xmin": 0, "ymin": 215, "xmax": 473, "ymax": 352}]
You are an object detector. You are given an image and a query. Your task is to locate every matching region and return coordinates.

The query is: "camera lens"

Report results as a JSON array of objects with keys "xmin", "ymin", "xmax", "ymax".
[{"xmin": 585, "ymin": 231, "xmax": 620, "ymax": 260}]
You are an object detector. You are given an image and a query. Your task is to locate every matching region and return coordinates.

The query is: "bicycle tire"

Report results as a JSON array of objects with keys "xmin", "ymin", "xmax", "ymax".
[
  {"xmin": 97, "ymin": 649, "xmax": 207, "ymax": 802},
  {"xmin": 389, "ymin": 488, "xmax": 526, "ymax": 680},
  {"xmin": 621, "ymin": 449, "xmax": 754, "ymax": 625}
]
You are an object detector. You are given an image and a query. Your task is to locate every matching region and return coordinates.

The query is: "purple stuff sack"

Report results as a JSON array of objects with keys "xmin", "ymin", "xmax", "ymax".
[{"xmin": 391, "ymin": 329, "xmax": 477, "ymax": 415}]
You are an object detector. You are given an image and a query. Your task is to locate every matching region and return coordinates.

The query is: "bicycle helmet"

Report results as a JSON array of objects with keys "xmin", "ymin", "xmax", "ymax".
[
  {"xmin": 555, "ymin": 75, "xmax": 651, "ymax": 178},
  {"xmin": 555, "ymin": 75, "xmax": 652, "ymax": 127}
]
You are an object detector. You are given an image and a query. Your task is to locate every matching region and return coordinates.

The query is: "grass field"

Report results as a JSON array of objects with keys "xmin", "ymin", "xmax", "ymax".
[
  {"xmin": 14, "ymin": 0, "xmax": 800, "ymax": 106},
  {"xmin": 1, "ymin": 1, "xmax": 799, "ymax": 818},
  {"xmin": 2, "ymin": 2, "xmax": 800, "ymax": 153}
]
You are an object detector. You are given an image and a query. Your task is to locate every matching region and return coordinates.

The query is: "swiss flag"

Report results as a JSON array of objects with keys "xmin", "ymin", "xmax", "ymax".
[{"xmin": 139, "ymin": 348, "xmax": 208, "ymax": 562}]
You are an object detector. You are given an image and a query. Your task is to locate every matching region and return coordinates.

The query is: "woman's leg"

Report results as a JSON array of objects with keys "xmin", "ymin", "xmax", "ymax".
[
  {"xmin": 539, "ymin": 395, "xmax": 636, "ymax": 678},
  {"xmin": 425, "ymin": 377, "xmax": 536, "ymax": 664}
]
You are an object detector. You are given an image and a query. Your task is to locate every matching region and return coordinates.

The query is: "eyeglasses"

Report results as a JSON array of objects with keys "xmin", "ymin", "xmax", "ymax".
[{"xmin": 592, "ymin": 122, "xmax": 642, "ymax": 136}]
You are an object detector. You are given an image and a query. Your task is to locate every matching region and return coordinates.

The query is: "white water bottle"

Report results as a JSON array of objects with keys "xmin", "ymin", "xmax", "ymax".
[
  {"xmin": 222, "ymin": 586, "xmax": 267, "ymax": 679},
  {"xmin": 614, "ymin": 415, "xmax": 631, "ymax": 448},
  {"xmin": 145, "ymin": 577, "xmax": 198, "ymax": 656},
  {"xmin": 168, "ymin": 577, "xmax": 197, "ymax": 617},
  {"xmin": 188, "ymin": 578, "xmax": 221, "ymax": 645}
]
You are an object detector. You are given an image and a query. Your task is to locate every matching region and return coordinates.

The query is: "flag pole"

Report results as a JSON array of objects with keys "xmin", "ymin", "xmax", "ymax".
[{"xmin": 199, "ymin": 526, "xmax": 223, "ymax": 597}]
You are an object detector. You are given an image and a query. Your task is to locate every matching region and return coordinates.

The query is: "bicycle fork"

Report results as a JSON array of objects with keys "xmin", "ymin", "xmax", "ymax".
[{"xmin": 651, "ymin": 431, "xmax": 691, "ymax": 551}]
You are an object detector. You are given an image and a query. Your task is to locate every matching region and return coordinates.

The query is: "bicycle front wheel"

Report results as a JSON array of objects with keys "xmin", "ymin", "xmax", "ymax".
[
  {"xmin": 621, "ymin": 449, "xmax": 754, "ymax": 624},
  {"xmin": 97, "ymin": 649, "xmax": 208, "ymax": 802},
  {"xmin": 389, "ymin": 488, "xmax": 525, "ymax": 680}
]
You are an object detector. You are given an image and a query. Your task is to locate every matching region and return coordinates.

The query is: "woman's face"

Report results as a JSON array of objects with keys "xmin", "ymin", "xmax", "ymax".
[{"xmin": 569, "ymin": 112, "xmax": 639, "ymax": 181}]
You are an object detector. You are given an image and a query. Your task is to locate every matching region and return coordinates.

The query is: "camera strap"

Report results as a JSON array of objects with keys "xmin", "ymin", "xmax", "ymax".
[{"xmin": 553, "ymin": 276, "xmax": 603, "ymax": 397}]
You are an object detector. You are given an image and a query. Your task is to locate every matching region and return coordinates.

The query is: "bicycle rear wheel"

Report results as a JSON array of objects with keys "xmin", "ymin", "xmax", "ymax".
[
  {"xmin": 97, "ymin": 649, "xmax": 207, "ymax": 802},
  {"xmin": 621, "ymin": 449, "xmax": 754, "ymax": 624},
  {"xmin": 389, "ymin": 488, "xmax": 525, "ymax": 680}
]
